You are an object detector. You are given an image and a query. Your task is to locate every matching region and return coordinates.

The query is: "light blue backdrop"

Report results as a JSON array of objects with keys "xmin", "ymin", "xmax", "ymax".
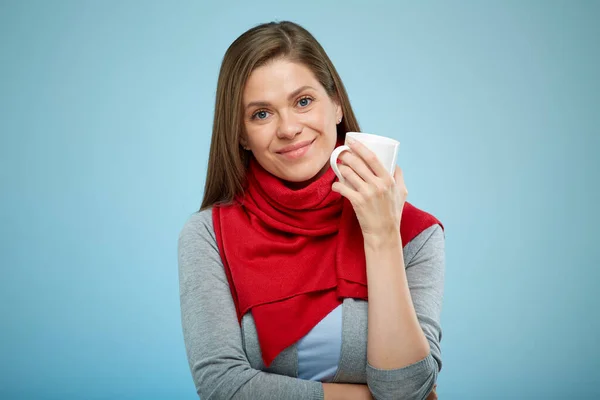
[{"xmin": 1, "ymin": 1, "xmax": 598, "ymax": 399}]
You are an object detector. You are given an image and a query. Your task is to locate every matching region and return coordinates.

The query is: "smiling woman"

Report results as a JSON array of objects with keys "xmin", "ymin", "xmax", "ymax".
[
  {"xmin": 241, "ymin": 62, "xmax": 342, "ymax": 184},
  {"xmin": 200, "ymin": 21, "xmax": 360, "ymax": 205},
  {"xmin": 178, "ymin": 21, "xmax": 444, "ymax": 400}
]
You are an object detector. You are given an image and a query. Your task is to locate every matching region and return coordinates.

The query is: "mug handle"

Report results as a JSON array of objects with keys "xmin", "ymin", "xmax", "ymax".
[{"xmin": 329, "ymin": 145, "xmax": 351, "ymax": 182}]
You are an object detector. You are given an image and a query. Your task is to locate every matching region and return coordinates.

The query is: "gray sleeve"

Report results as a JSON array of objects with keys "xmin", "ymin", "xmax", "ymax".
[
  {"xmin": 178, "ymin": 210, "xmax": 324, "ymax": 400},
  {"xmin": 366, "ymin": 224, "xmax": 445, "ymax": 400}
]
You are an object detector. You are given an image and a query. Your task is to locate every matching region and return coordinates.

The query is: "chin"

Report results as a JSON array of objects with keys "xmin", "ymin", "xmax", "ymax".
[{"xmin": 281, "ymin": 160, "xmax": 328, "ymax": 184}]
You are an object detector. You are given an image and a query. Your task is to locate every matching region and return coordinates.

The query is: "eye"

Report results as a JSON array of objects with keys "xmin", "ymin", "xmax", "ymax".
[
  {"xmin": 251, "ymin": 110, "xmax": 270, "ymax": 120},
  {"xmin": 297, "ymin": 96, "xmax": 313, "ymax": 107}
]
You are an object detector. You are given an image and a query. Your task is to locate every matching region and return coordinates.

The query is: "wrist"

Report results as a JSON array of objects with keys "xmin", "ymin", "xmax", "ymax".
[{"xmin": 363, "ymin": 229, "xmax": 402, "ymax": 251}]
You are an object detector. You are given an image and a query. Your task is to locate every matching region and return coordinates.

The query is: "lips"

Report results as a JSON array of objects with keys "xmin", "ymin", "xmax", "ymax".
[{"xmin": 277, "ymin": 139, "xmax": 315, "ymax": 154}]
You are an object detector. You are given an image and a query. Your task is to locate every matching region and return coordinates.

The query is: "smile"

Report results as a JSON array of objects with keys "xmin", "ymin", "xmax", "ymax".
[{"xmin": 276, "ymin": 139, "xmax": 315, "ymax": 160}]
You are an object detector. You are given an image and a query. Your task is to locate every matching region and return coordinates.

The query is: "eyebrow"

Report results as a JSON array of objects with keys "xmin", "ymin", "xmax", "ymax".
[{"xmin": 245, "ymin": 85, "xmax": 316, "ymax": 110}]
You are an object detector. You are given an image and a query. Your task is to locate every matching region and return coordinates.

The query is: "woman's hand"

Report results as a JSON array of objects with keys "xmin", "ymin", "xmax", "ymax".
[
  {"xmin": 331, "ymin": 138, "xmax": 408, "ymax": 243},
  {"xmin": 322, "ymin": 383, "xmax": 374, "ymax": 400},
  {"xmin": 426, "ymin": 385, "xmax": 438, "ymax": 400}
]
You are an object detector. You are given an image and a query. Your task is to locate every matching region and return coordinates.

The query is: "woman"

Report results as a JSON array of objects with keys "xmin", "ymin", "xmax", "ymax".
[{"xmin": 178, "ymin": 21, "xmax": 444, "ymax": 400}]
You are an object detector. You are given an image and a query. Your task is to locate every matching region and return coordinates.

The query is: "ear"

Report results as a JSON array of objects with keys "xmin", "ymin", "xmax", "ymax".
[
  {"xmin": 239, "ymin": 136, "xmax": 249, "ymax": 150},
  {"xmin": 332, "ymin": 94, "xmax": 343, "ymax": 124}
]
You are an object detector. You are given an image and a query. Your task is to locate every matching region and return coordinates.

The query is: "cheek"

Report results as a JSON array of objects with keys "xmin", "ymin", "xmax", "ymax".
[
  {"xmin": 245, "ymin": 124, "xmax": 270, "ymax": 148},
  {"xmin": 304, "ymin": 107, "xmax": 334, "ymax": 131}
]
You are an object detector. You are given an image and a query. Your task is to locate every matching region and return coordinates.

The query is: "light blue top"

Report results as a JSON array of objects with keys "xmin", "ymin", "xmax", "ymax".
[{"xmin": 297, "ymin": 304, "xmax": 343, "ymax": 381}]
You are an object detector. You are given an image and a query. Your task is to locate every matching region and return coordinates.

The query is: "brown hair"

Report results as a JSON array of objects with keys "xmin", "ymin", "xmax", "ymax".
[{"xmin": 200, "ymin": 21, "xmax": 361, "ymax": 210}]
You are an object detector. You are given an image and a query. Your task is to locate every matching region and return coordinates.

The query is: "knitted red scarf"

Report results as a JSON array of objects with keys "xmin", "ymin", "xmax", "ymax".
[{"xmin": 213, "ymin": 157, "xmax": 442, "ymax": 366}]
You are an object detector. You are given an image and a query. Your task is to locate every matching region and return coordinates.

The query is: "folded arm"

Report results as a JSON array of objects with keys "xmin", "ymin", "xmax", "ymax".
[{"xmin": 178, "ymin": 212, "xmax": 323, "ymax": 400}]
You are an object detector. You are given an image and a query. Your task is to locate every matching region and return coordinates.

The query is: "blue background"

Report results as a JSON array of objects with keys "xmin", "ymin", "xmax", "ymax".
[{"xmin": 1, "ymin": 1, "xmax": 598, "ymax": 398}]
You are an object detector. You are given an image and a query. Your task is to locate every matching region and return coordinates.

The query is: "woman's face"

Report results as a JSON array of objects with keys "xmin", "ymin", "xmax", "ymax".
[{"xmin": 241, "ymin": 58, "xmax": 342, "ymax": 185}]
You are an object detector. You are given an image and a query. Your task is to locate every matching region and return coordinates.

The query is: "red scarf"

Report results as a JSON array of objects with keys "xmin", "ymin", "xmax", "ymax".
[{"xmin": 213, "ymin": 157, "xmax": 443, "ymax": 366}]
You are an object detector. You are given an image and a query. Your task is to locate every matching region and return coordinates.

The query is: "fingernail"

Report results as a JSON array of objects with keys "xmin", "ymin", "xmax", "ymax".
[{"xmin": 347, "ymin": 137, "xmax": 355, "ymax": 145}]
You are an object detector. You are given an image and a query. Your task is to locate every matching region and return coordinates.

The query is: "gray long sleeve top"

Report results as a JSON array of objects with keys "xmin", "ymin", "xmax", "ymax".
[{"xmin": 178, "ymin": 208, "xmax": 445, "ymax": 400}]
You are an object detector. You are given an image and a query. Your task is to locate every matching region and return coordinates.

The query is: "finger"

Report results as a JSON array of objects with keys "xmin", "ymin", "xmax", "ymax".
[
  {"xmin": 338, "ymin": 164, "xmax": 369, "ymax": 193},
  {"xmin": 347, "ymin": 138, "xmax": 389, "ymax": 179},
  {"xmin": 331, "ymin": 181, "xmax": 360, "ymax": 205},
  {"xmin": 393, "ymin": 165, "xmax": 402, "ymax": 182},
  {"xmin": 338, "ymin": 150, "xmax": 377, "ymax": 185},
  {"xmin": 393, "ymin": 166, "xmax": 408, "ymax": 198}
]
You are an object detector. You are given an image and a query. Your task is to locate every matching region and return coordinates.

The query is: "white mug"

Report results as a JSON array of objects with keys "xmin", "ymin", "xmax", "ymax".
[{"xmin": 330, "ymin": 132, "xmax": 400, "ymax": 183}]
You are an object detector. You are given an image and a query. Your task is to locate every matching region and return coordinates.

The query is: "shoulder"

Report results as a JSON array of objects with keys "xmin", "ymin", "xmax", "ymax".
[
  {"xmin": 401, "ymin": 202, "xmax": 444, "ymax": 265},
  {"xmin": 404, "ymin": 225, "xmax": 444, "ymax": 263},
  {"xmin": 178, "ymin": 208, "xmax": 218, "ymax": 256},
  {"xmin": 179, "ymin": 208, "xmax": 215, "ymax": 242},
  {"xmin": 177, "ymin": 207, "xmax": 231, "ymax": 287},
  {"xmin": 401, "ymin": 202, "xmax": 444, "ymax": 233}
]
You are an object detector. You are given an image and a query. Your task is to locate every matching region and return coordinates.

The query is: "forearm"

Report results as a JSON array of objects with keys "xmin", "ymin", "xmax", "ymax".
[
  {"xmin": 323, "ymin": 383, "xmax": 373, "ymax": 400},
  {"xmin": 364, "ymin": 231, "xmax": 430, "ymax": 370}
]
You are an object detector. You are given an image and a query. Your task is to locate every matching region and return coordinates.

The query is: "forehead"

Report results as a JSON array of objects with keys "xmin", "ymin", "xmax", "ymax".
[{"xmin": 243, "ymin": 59, "xmax": 322, "ymax": 102}]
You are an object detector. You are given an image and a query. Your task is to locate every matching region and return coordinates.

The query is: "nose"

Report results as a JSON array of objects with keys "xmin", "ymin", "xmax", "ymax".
[{"xmin": 276, "ymin": 112, "xmax": 302, "ymax": 139}]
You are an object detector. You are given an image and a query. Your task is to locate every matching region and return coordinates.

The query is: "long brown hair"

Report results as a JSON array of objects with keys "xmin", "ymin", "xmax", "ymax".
[{"xmin": 200, "ymin": 21, "xmax": 361, "ymax": 211}]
